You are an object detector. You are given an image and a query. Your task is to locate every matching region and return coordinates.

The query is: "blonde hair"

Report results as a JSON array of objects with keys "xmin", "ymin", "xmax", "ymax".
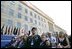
[{"xmin": 58, "ymin": 31, "xmax": 65, "ymax": 38}]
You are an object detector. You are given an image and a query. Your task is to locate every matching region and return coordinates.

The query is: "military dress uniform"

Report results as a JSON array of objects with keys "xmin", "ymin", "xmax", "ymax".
[{"xmin": 27, "ymin": 35, "xmax": 41, "ymax": 48}]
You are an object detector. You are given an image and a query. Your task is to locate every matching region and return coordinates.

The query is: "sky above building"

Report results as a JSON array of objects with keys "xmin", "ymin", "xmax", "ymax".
[{"xmin": 29, "ymin": 1, "xmax": 71, "ymax": 35}]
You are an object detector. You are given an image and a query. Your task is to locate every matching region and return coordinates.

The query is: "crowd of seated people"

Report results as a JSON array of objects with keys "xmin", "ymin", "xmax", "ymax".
[{"xmin": 1, "ymin": 26, "xmax": 71, "ymax": 48}]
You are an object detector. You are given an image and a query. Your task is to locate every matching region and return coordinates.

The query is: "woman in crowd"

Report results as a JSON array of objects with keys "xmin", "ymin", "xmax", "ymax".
[
  {"xmin": 5, "ymin": 32, "xmax": 28, "ymax": 48},
  {"xmin": 17, "ymin": 34, "xmax": 28, "ymax": 48},
  {"xmin": 57, "ymin": 32, "xmax": 70, "ymax": 48},
  {"xmin": 40, "ymin": 33, "xmax": 50, "ymax": 48}
]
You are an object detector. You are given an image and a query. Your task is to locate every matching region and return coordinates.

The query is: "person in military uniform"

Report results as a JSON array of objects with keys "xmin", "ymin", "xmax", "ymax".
[{"xmin": 27, "ymin": 27, "xmax": 41, "ymax": 48}]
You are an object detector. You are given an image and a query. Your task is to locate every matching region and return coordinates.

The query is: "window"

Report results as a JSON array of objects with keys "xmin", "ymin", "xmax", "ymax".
[
  {"xmin": 25, "ymin": 8, "xmax": 28, "ymax": 14},
  {"xmin": 48, "ymin": 22, "xmax": 54, "ymax": 32},
  {"xmin": 1, "ymin": 3, "xmax": 5, "ymax": 13},
  {"xmin": 30, "ymin": 18, "xmax": 33, "ymax": 23},
  {"xmin": 30, "ymin": 11, "xmax": 33, "ymax": 16},
  {"xmin": 25, "ymin": 16, "xmax": 28, "ymax": 21},
  {"xmin": 1, "ymin": 18, "xmax": 5, "ymax": 23},
  {"xmin": 18, "ymin": 4, "xmax": 22, "ymax": 10},
  {"xmin": 1, "ymin": 5, "xmax": 4, "ymax": 13},
  {"xmin": 18, "ymin": 12, "xmax": 21, "ymax": 18},
  {"xmin": 9, "ymin": 8, "xmax": 14, "ymax": 16},
  {"xmin": 41, "ymin": 17, "xmax": 43, "ymax": 21},
  {"xmin": 7, "ymin": 19, "xmax": 13, "ymax": 26},
  {"xmin": 38, "ymin": 16, "xmax": 40, "ymax": 20},
  {"xmin": 24, "ymin": 24, "xmax": 28, "ymax": 31},
  {"xmin": 34, "ymin": 14, "xmax": 36, "ymax": 18},
  {"xmin": 1, "ymin": 1, "xmax": 4, "ymax": 6},
  {"xmin": 17, "ymin": 22, "xmax": 21, "ymax": 28},
  {"xmin": 42, "ymin": 23, "xmax": 43, "ymax": 26},
  {"xmin": 1, "ymin": 1, "xmax": 5, "ymax": 5},
  {"xmin": 35, "ymin": 20, "xmax": 37, "ymax": 24},
  {"xmin": 10, "ymin": 1, "xmax": 15, "ymax": 5},
  {"xmin": 39, "ymin": 22, "xmax": 40, "ymax": 25}
]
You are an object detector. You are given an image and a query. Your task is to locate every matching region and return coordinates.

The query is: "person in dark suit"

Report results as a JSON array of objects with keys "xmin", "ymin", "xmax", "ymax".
[{"xmin": 27, "ymin": 27, "xmax": 41, "ymax": 48}]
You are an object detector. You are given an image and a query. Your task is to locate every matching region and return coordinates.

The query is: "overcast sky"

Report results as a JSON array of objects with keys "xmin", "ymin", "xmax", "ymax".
[{"xmin": 29, "ymin": 1, "xmax": 71, "ymax": 35}]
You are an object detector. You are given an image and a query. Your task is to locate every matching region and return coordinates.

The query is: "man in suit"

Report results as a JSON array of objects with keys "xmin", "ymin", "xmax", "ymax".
[{"xmin": 27, "ymin": 27, "xmax": 41, "ymax": 48}]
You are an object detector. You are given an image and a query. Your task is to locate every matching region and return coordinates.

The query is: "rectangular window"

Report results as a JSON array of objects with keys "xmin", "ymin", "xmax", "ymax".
[
  {"xmin": 48, "ymin": 22, "xmax": 54, "ymax": 32},
  {"xmin": 34, "ymin": 14, "xmax": 36, "ymax": 18},
  {"xmin": 18, "ymin": 4, "xmax": 22, "ymax": 10},
  {"xmin": 1, "ymin": 3, "xmax": 5, "ymax": 13},
  {"xmin": 10, "ymin": 1, "xmax": 15, "ymax": 5},
  {"xmin": 9, "ymin": 8, "xmax": 14, "ymax": 16},
  {"xmin": 1, "ymin": 6, "xmax": 4, "ymax": 13},
  {"xmin": 18, "ymin": 12, "xmax": 21, "ymax": 18},
  {"xmin": 41, "ymin": 17, "xmax": 43, "ymax": 21},
  {"xmin": 39, "ymin": 22, "xmax": 40, "ymax": 25},
  {"xmin": 17, "ymin": 22, "xmax": 21, "ymax": 28},
  {"xmin": 30, "ymin": 11, "xmax": 33, "ymax": 16},
  {"xmin": 38, "ymin": 16, "xmax": 40, "ymax": 20},
  {"xmin": 1, "ymin": 1, "xmax": 5, "ymax": 6},
  {"xmin": 30, "ymin": 18, "xmax": 33, "ymax": 23},
  {"xmin": 35, "ymin": 20, "xmax": 37, "ymax": 24},
  {"xmin": 25, "ymin": 8, "xmax": 28, "ymax": 14},
  {"xmin": 7, "ymin": 19, "xmax": 13, "ymax": 26},
  {"xmin": 25, "ymin": 16, "xmax": 28, "ymax": 21}
]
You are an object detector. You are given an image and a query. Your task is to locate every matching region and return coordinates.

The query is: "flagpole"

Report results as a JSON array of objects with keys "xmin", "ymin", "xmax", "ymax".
[
  {"xmin": 11, "ymin": 26, "xmax": 13, "ymax": 35},
  {"xmin": 1, "ymin": 24, "xmax": 5, "ymax": 35},
  {"xmin": 4, "ymin": 25, "xmax": 8, "ymax": 35},
  {"xmin": 8, "ymin": 26, "xmax": 10, "ymax": 35}
]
